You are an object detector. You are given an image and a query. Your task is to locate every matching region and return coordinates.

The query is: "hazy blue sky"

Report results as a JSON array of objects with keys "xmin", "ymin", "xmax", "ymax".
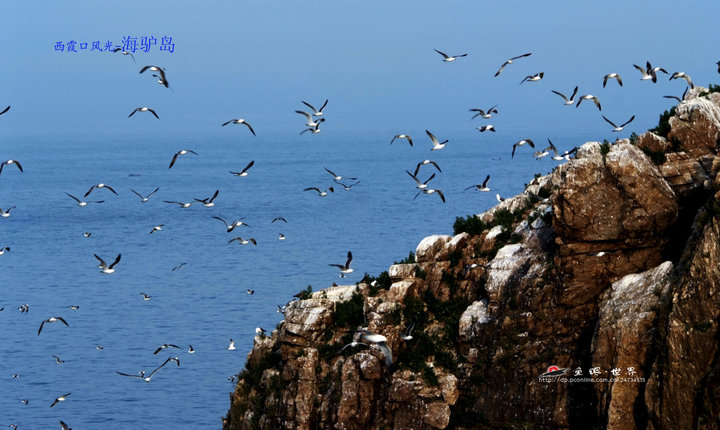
[{"xmin": 1, "ymin": 1, "xmax": 719, "ymax": 140}]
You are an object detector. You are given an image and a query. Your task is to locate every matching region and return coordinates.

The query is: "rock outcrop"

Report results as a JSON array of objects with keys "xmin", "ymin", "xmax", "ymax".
[{"xmin": 225, "ymin": 87, "xmax": 720, "ymax": 429}]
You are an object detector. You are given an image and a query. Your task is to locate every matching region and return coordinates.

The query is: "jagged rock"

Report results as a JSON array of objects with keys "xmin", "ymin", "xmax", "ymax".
[
  {"xmin": 416, "ymin": 235, "xmax": 452, "ymax": 262},
  {"xmin": 459, "ymin": 300, "xmax": 491, "ymax": 339},
  {"xmin": 592, "ymin": 261, "xmax": 673, "ymax": 430},
  {"xmin": 669, "ymin": 90, "xmax": 720, "ymax": 157},
  {"xmin": 281, "ymin": 299, "xmax": 335, "ymax": 357},
  {"xmin": 637, "ymin": 131, "xmax": 670, "ymax": 154},
  {"xmin": 389, "ymin": 263, "xmax": 417, "ymax": 280}
]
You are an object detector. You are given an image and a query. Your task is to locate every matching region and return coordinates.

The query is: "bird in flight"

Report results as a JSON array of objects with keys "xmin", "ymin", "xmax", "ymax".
[
  {"xmin": 0, "ymin": 160, "xmax": 23, "ymax": 175},
  {"xmin": 229, "ymin": 160, "xmax": 255, "ymax": 177},
  {"xmin": 50, "ymin": 393, "xmax": 71, "ymax": 408},
  {"xmin": 576, "ymin": 94, "xmax": 602, "ymax": 111},
  {"xmin": 221, "ymin": 118, "xmax": 256, "ymax": 136},
  {"xmin": 329, "ymin": 251, "xmax": 354, "ymax": 277},
  {"xmin": 131, "ymin": 188, "xmax": 159, "ymax": 202},
  {"xmin": 551, "ymin": 86, "xmax": 578, "ymax": 105},
  {"xmin": 304, "ymin": 186, "xmax": 334, "ymax": 197},
  {"xmin": 434, "ymin": 48, "xmax": 467, "ymax": 62},
  {"xmin": 325, "ymin": 167, "xmax": 356, "ymax": 181},
  {"xmin": 302, "ymin": 99, "xmax": 328, "ymax": 116},
  {"xmin": 414, "ymin": 188, "xmax": 445, "ymax": 203},
  {"xmin": 94, "ymin": 253, "xmax": 122, "ymax": 274},
  {"xmin": 169, "ymin": 149, "xmax": 198, "ymax": 169},
  {"xmin": 426, "ymin": 130, "xmax": 447, "ymax": 151},
  {"xmin": 112, "ymin": 47, "xmax": 135, "ymax": 63},
  {"xmin": 602, "ymin": 115, "xmax": 635, "ymax": 132},
  {"xmin": 520, "ymin": 72, "xmax": 544, "ymax": 85},
  {"xmin": 213, "ymin": 216, "xmax": 250, "ymax": 232},
  {"xmin": 465, "ymin": 175, "xmax": 491, "ymax": 192},
  {"xmin": 469, "ymin": 105, "xmax": 498, "ymax": 119},
  {"xmin": 603, "ymin": 73, "xmax": 623, "ymax": 87},
  {"xmin": 139, "ymin": 65, "xmax": 169, "ymax": 88},
  {"xmin": 390, "ymin": 134, "xmax": 413, "ymax": 146},
  {"xmin": 194, "ymin": 189, "xmax": 219, "ymax": 207},
  {"xmin": 494, "ymin": 53, "xmax": 532, "ymax": 77},
  {"xmin": 512, "ymin": 139, "xmax": 535, "ymax": 158},
  {"xmin": 38, "ymin": 316, "xmax": 69, "ymax": 335},
  {"xmin": 669, "ymin": 72, "xmax": 694, "ymax": 89},
  {"xmin": 128, "ymin": 107, "xmax": 159, "ymax": 119},
  {"xmin": 413, "ymin": 160, "xmax": 442, "ymax": 177},
  {"xmin": 84, "ymin": 183, "xmax": 117, "ymax": 197},
  {"xmin": 66, "ymin": 193, "xmax": 103, "ymax": 207}
]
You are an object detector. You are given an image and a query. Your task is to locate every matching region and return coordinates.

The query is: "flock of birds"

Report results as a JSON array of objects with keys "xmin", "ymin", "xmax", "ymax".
[{"xmin": 1, "ymin": 47, "xmax": 717, "ymax": 429}]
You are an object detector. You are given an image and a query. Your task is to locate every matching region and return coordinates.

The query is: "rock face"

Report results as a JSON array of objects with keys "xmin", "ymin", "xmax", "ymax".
[{"xmin": 225, "ymin": 87, "xmax": 720, "ymax": 429}]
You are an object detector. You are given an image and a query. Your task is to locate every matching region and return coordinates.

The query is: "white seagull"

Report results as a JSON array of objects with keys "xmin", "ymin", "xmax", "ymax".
[
  {"xmin": 112, "ymin": 47, "xmax": 135, "ymax": 63},
  {"xmin": 304, "ymin": 186, "xmax": 334, "ymax": 197},
  {"xmin": 0, "ymin": 246, "xmax": 9, "ymax": 256},
  {"xmin": 400, "ymin": 322, "xmax": 415, "ymax": 341},
  {"xmin": 406, "ymin": 170, "xmax": 435, "ymax": 189},
  {"xmin": 139, "ymin": 65, "xmax": 169, "ymax": 88},
  {"xmin": 413, "ymin": 160, "xmax": 442, "ymax": 176},
  {"xmin": 329, "ymin": 251, "xmax": 354, "ymax": 277},
  {"xmin": 357, "ymin": 329, "xmax": 393, "ymax": 367},
  {"xmin": 0, "ymin": 206, "xmax": 15, "ymax": 218},
  {"xmin": 469, "ymin": 105, "xmax": 498, "ymax": 119},
  {"xmin": 669, "ymin": 72, "xmax": 694, "ymax": 89},
  {"xmin": 494, "ymin": 52, "xmax": 532, "ymax": 77},
  {"xmin": 194, "ymin": 189, "xmax": 219, "ymax": 207},
  {"xmin": 603, "ymin": 73, "xmax": 623, "ymax": 87},
  {"xmin": 213, "ymin": 216, "xmax": 250, "ymax": 232},
  {"xmin": 65, "ymin": 192, "xmax": 103, "ymax": 207},
  {"xmin": 302, "ymin": 99, "xmax": 328, "ymax": 116},
  {"xmin": 153, "ymin": 343, "xmax": 180, "ymax": 354},
  {"xmin": 551, "ymin": 86, "xmax": 578, "ymax": 105},
  {"xmin": 128, "ymin": 107, "xmax": 159, "ymax": 119},
  {"xmin": 168, "ymin": 149, "xmax": 198, "ymax": 169},
  {"xmin": 426, "ymin": 130, "xmax": 447, "ymax": 151},
  {"xmin": 221, "ymin": 118, "xmax": 256, "ymax": 136},
  {"xmin": 228, "ymin": 339, "xmax": 236, "ymax": 350},
  {"xmin": 230, "ymin": 160, "xmax": 255, "ymax": 177},
  {"xmin": 602, "ymin": 115, "xmax": 635, "ymax": 132},
  {"xmin": 576, "ymin": 94, "xmax": 602, "ymax": 111},
  {"xmin": 50, "ymin": 393, "xmax": 71, "ymax": 408},
  {"xmin": 390, "ymin": 134, "xmax": 413, "ymax": 146},
  {"xmin": 477, "ymin": 125, "xmax": 495, "ymax": 132},
  {"xmin": 414, "ymin": 188, "xmax": 446, "ymax": 203},
  {"xmin": 520, "ymin": 72, "xmax": 544, "ymax": 85},
  {"xmin": 84, "ymin": 183, "xmax": 118, "ymax": 197},
  {"xmin": 38, "ymin": 317, "xmax": 69, "ymax": 335},
  {"xmin": 149, "ymin": 225, "xmax": 164, "ymax": 234},
  {"xmin": 116, "ymin": 357, "xmax": 179, "ymax": 382},
  {"xmin": 164, "ymin": 200, "xmax": 194, "ymax": 208},
  {"xmin": 131, "ymin": 188, "xmax": 159, "ymax": 202},
  {"xmin": 434, "ymin": 48, "xmax": 467, "ymax": 62},
  {"xmin": 228, "ymin": 237, "xmax": 257, "ymax": 246},
  {"xmin": 325, "ymin": 167, "xmax": 356, "ymax": 181},
  {"xmin": 512, "ymin": 139, "xmax": 535, "ymax": 158},
  {"xmin": 94, "ymin": 253, "xmax": 121, "ymax": 274},
  {"xmin": 296, "ymin": 110, "xmax": 325, "ymax": 127},
  {"xmin": 0, "ymin": 160, "xmax": 23, "ymax": 175},
  {"xmin": 465, "ymin": 175, "xmax": 491, "ymax": 192},
  {"xmin": 140, "ymin": 292, "xmax": 151, "ymax": 300}
]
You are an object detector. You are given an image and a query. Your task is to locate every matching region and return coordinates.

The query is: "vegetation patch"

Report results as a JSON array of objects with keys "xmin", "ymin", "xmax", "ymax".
[
  {"xmin": 334, "ymin": 291, "xmax": 365, "ymax": 328},
  {"xmin": 453, "ymin": 215, "xmax": 487, "ymax": 235},
  {"xmin": 395, "ymin": 251, "xmax": 416, "ymax": 264},
  {"xmin": 642, "ymin": 147, "xmax": 667, "ymax": 165},
  {"xmin": 296, "ymin": 285, "xmax": 313, "ymax": 300},
  {"xmin": 650, "ymin": 106, "xmax": 676, "ymax": 138}
]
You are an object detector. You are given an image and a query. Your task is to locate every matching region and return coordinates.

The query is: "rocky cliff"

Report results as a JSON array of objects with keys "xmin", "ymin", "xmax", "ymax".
[{"xmin": 223, "ymin": 87, "xmax": 720, "ymax": 430}]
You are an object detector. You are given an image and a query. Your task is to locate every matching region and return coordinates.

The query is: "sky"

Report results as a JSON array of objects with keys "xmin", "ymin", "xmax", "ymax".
[{"xmin": 1, "ymin": 1, "xmax": 719, "ymax": 141}]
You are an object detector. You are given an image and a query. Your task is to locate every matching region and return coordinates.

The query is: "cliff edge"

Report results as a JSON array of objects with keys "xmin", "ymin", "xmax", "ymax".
[{"xmin": 224, "ymin": 87, "xmax": 720, "ymax": 430}]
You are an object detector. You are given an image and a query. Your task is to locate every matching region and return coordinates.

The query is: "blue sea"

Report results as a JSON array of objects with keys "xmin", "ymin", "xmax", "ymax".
[{"xmin": 0, "ymin": 123, "xmax": 615, "ymax": 428}]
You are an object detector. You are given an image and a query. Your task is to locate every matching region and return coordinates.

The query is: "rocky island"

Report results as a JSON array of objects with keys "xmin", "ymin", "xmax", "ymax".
[{"xmin": 224, "ymin": 87, "xmax": 720, "ymax": 429}]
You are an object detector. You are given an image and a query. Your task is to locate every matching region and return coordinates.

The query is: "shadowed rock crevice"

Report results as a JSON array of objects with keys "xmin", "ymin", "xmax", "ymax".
[{"xmin": 224, "ymin": 86, "xmax": 720, "ymax": 430}]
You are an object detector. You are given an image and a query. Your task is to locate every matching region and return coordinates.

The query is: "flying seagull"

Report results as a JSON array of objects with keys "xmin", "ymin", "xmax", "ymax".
[
  {"xmin": 669, "ymin": 72, "xmax": 694, "ymax": 89},
  {"xmin": 476, "ymin": 125, "xmax": 495, "ymax": 132},
  {"xmin": 300, "ymin": 122, "xmax": 323, "ymax": 135},
  {"xmin": 335, "ymin": 181, "xmax": 360, "ymax": 191},
  {"xmin": 633, "ymin": 61, "xmax": 668, "ymax": 83},
  {"xmin": 400, "ymin": 322, "xmax": 415, "ymax": 341},
  {"xmin": 194, "ymin": 189, "xmax": 219, "ymax": 207},
  {"xmin": 413, "ymin": 160, "xmax": 442, "ymax": 177},
  {"xmin": 0, "ymin": 206, "xmax": 15, "ymax": 218},
  {"xmin": 295, "ymin": 110, "xmax": 325, "ymax": 127},
  {"xmin": 228, "ymin": 237, "xmax": 257, "ymax": 246},
  {"xmin": 171, "ymin": 262, "xmax": 187, "ymax": 271},
  {"xmin": 65, "ymin": 192, "xmax": 103, "ymax": 207},
  {"xmin": 52, "ymin": 355, "xmax": 66, "ymax": 364},
  {"xmin": 390, "ymin": 134, "xmax": 413, "ymax": 146},
  {"xmin": 406, "ymin": 170, "xmax": 435, "ymax": 189},
  {"xmin": 357, "ymin": 329, "xmax": 393, "ymax": 367},
  {"xmin": 116, "ymin": 357, "xmax": 179, "ymax": 382},
  {"xmin": 38, "ymin": 317, "xmax": 69, "ymax": 335},
  {"xmin": 228, "ymin": 339, "xmax": 236, "ymax": 350},
  {"xmin": 304, "ymin": 186, "xmax": 334, "ymax": 197},
  {"xmin": 602, "ymin": 115, "xmax": 635, "ymax": 132},
  {"xmin": 434, "ymin": 48, "xmax": 467, "ymax": 62},
  {"xmin": 325, "ymin": 167, "xmax": 356, "ymax": 181},
  {"xmin": 229, "ymin": 160, "xmax": 255, "ymax": 177},
  {"xmin": 271, "ymin": 217, "xmax": 287, "ymax": 223},
  {"xmin": 140, "ymin": 292, "xmax": 151, "ymax": 300},
  {"xmin": 663, "ymin": 87, "xmax": 688, "ymax": 103},
  {"xmin": 576, "ymin": 94, "xmax": 602, "ymax": 111},
  {"xmin": 414, "ymin": 188, "xmax": 445, "ymax": 203},
  {"xmin": 551, "ymin": 86, "xmax": 578, "ymax": 105},
  {"xmin": 94, "ymin": 253, "xmax": 121, "ymax": 274},
  {"xmin": 164, "ymin": 200, "xmax": 194, "ymax": 208},
  {"xmin": 60, "ymin": 420, "xmax": 73, "ymax": 430},
  {"xmin": 302, "ymin": 99, "xmax": 328, "ymax": 116},
  {"xmin": 153, "ymin": 344, "xmax": 180, "ymax": 354},
  {"xmin": 139, "ymin": 65, "xmax": 169, "ymax": 88},
  {"xmin": 131, "ymin": 188, "xmax": 159, "ymax": 202},
  {"xmin": 128, "ymin": 107, "xmax": 159, "ymax": 119},
  {"xmin": 494, "ymin": 53, "xmax": 532, "ymax": 77},
  {"xmin": 50, "ymin": 393, "xmax": 71, "ymax": 408},
  {"xmin": 469, "ymin": 105, "xmax": 498, "ymax": 119},
  {"xmin": 0, "ymin": 160, "xmax": 23, "ymax": 175},
  {"xmin": 168, "ymin": 149, "xmax": 198, "ymax": 169},
  {"xmin": 149, "ymin": 225, "xmax": 164, "ymax": 234},
  {"xmin": 465, "ymin": 175, "xmax": 491, "ymax": 192},
  {"xmin": 112, "ymin": 47, "xmax": 135, "ymax": 63},
  {"xmin": 84, "ymin": 183, "xmax": 117, "ymax": 197},
  {"xmin": 512, "ymin": 139, "xmax": 535, "ymax": 158},
  {"xmin": 213, "ymin": 216, "xmax": 250, "ymax": 232},
  {"xmin": 520, "ymin": 72, "xmax": 544, "ymax": 85},
  {"xmin": 603, "ymin": 73, "xmax": 623, "ymax": 87},
  {"xmin": 329, "ymin": 251, "xmax": 354, "ymax": 277},
  {"xmin": 221, "ymin": 118, "xmax": 256, "ymax": 136},
  {"xmin": 426, "ymin": 129, "xmax": 447, "ymax": 151}
]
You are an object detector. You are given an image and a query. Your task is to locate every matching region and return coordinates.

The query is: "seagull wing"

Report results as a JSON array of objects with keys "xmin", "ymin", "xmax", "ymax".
[
  {"xmin": 301, "ymin": 101, "xmax": 317, "ymax": 113},
  {"xmin": 213, "ymin": 216, "xmax": 230, "ymax": 227},
  {"xmin": 148, "ymin": 187, "xmax": 160, "ymax": 197},
  {"xmin": 104, "ymin": 185, "xmax": 118, "ymax": 195},
  {"xmin": 130, "ymin": 189, "xmax": 144, "ymax": 199},
  {"xmin": 324, "ymin": 167, "xmax": 337, "ymax": 177},
  {"xmin": 109, "ymin": 254, "xmax": 122, "ymax": 269},
  {"xmin": 242, "ymin": 121, "xmax": 256, "ymax": 136},
  {"xmin": 303, "ymin": 187, "xmax": 321, "ymax": 194},
  {"xmin": 511, "ymin": 52, "xmax": 532, "ymax": 61},
  {"xmin": 169, "ymin": 152, "xmax": 180, "ymax": 169},
  {"xmin": 425, "ymin": 130, "xmax": 439, "ymax": 145},
  {"xmin": 433, "ymin": 48, "xmax": 449, "ymax": 59},
  {"xmin": 94, "ymin": 254, "xmax": 107, "ymax": 267},
  {"xmin": 147, "ymin": 109, "xmax": 159, "ymax": 119},
  {"xmin": 570, "ymin": 86, "xmax": 578, "ymax": 100},
  {"xmin": 128, "ymin": 108, "xmax": 138, "ymax": 118},
  {"xmin": 318, "ymin": 99, "xmax": 328, "ymax": 113},
  {"xmin": 83, "ymin": 186, "xmax": 96, "ymax": 197},
  {"xmin": 296, "ymin": 110, "xmax": 312, "ymax": 122},
  {"xmin": 345, "ymin": 251, "xmax": 353, "ymax": 268},
  {"xmin": 221, "ymin": 120, "xmax": 234, "ymax": 126},
  {"xmin": 423, "ymin": 173, "xmax": 436, "ymax": 185},
  {"xmin": 56, "ymin": 317, "xmax": 69, "ymax": 326},
  {"xmin": 482, "ymin": 175, "xmax": 490, "ymax": 188},
  {"xmin": 435, "ymin": 190, "xmax": 446, "ymax": 203},
  {"xmin": 377, "ymin": 341, "xmax": 393, "ymax": 367},
  {"xmin": 620, "ymin": 115, "xmax": 636, "ymax": 128},
  {"xmin": 602, "ymin": 115, "xmax": 618, "ymax": 128},
  {"xmin": 406, "ymin": 170, "xmax": 421, "ymax": 184},
  {"xmin": 551, "ymin": 90, "xmax": 568, "ymax": 103},
  {"xmin": 38, "ymin": 320, "xmax": 45, "ymax": 335},
  {"xmin": 0, "ymin": 106, "xmax": 10, "ymax": 116},
  {"xmin": 429, "ymin": 161, "xmax": 442, "ymax": 173},
  {"xmin": 65, "ymin": 193, "xmax": 81, "ymax": 203}
]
